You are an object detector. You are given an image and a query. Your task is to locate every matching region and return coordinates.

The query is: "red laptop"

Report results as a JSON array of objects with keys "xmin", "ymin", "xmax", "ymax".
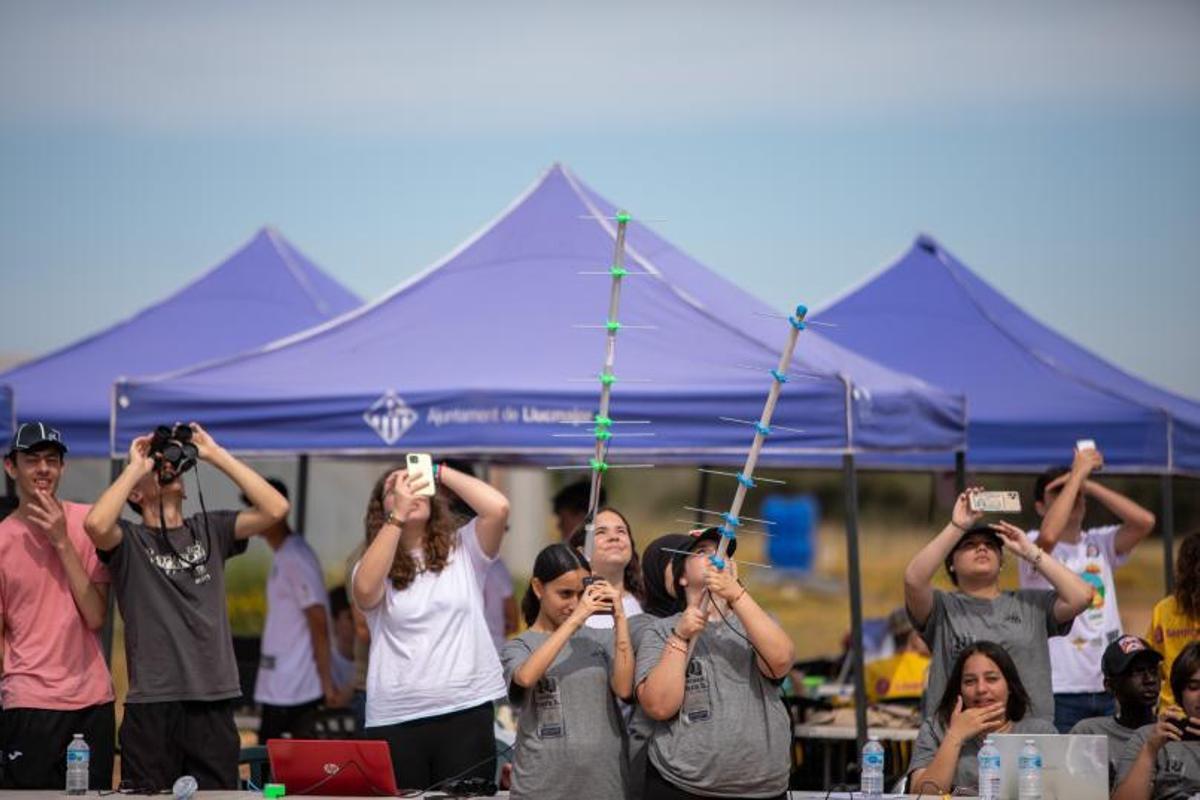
[{"xmin": 266, "ymin": 739, "xmax": 399, "ymax": 796}]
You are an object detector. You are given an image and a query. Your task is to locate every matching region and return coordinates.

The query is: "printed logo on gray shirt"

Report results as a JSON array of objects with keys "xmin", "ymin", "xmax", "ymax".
[
  {"xmin": 534, "ymin": 676, "xmax": 564, "ymax": 739},
  {"xmin": 683, "ymin": 659, "xmax": 711, "ymax": 723}
]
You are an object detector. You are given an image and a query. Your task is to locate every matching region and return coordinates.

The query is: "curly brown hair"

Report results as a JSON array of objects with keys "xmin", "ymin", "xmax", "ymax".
[
  {"xmin": 1174, "ymin": 531, "xmax": 1200, "ymax": 620},
  {"xmin": 364, "ymin": 465, "xmax": 461, "ymax": 591}
]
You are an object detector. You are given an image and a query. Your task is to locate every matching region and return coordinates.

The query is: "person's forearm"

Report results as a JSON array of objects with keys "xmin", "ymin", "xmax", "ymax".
[
  {"xmin": 730, "ymin": 592, "xmax": 794, "ymax": 677},
  {"xmin": 306, "ymin": 608, "xmax": 335, "ymax": 695},
  {"xmin": 912, "ymin": 736, "xmax": 964, "ymax": 795},
  {"xmin": 54, "ymin": 543, "xmax": 107, "ymax": 629},
  {"xmin": 610, "ymin": 613, "xmax": 635, "ymax": 700},
  {"xmin": 439, "ymin": 466, "xmax": 509, "ymax": 556},
  {"xmin": 1032, "ymin": 549, "xmax": 1095, "ymax": 617},
  {"xmin": 1088, "ymin": 481, "xmax": 1156, "ymax": 554},
  {"xmin": 352, "ymin": 524, "xmax": 401, "ymax": 610},
  {"xmin": 638, "ymin": 643, "xmax": 690, "ymax": 720},
  {"xmin": 84, "ymin": 465, "xmax": 144, "ymax": 548},
  {"xmin": 512, "ymin": 621, "xmax": 578, "ymax": 688},
  {"xmin": 1038, "ymin": 473, "xmax": 1085, "ymax": 551},
  {"xmin": 211, "ymin": 449, "xmax": 289, "ymax": 522},
  {"xmin": 905, "ymin": 523, "xmax": 960, "ymax": 623},
  {"xmin": 1111, "ymin": 745, "xmax": 1157, "ymax": 800}
]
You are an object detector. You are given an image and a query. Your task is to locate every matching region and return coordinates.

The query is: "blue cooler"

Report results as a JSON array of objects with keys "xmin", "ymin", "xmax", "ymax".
[{"xmin": 762, "ymin": 494, "xmax": 819, "ymax": 572}]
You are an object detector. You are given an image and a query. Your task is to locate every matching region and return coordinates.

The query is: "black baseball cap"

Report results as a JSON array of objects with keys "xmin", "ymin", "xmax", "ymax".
[
  {"xmin": 685, "ymin": 526, "xmax": 738, "ymax": 557},
  {"xmin": 6, "ymin": 421, "xmax": 68, "ymax": 458},
  {"xmin": 1101, "ymin": 635, "xmax": 1163, "ymax": 678}
]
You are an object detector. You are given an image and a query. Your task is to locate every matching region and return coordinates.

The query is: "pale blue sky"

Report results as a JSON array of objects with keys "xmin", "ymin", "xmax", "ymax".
[{"xmin": 2, "ymin": 1, "xmax": 1198, "ymax": 396}]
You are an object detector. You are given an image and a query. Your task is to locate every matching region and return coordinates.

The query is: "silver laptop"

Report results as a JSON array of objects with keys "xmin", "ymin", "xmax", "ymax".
[{"xmin": 992, "ymin": 733, "xmax": 1107, "ymax": 800}]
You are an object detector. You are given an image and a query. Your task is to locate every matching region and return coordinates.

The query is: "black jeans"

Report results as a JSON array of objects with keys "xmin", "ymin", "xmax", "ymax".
[{"xmin": 362, "ymin": 701, "xmax": 495, "ymax": 791}]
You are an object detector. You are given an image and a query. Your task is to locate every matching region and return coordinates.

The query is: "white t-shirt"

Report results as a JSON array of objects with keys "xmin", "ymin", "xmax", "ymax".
[
  {"xmin": 360, "ymin": 520, "xmax": 506, "ymax": 727},
  {"xmin": 482, "ymin": 557, "xmax": 514, "ymax": 654},
  {"xmin": 1020, "ymin": 524, "xmax": 1128, "ymax": 693},
  {"xmin": 584, "ymin": 594, "xmax": 644, "ymax": 629},
  {"xmin": 255, "ymin": 534, "xmax": 329, "ymax": 706}
]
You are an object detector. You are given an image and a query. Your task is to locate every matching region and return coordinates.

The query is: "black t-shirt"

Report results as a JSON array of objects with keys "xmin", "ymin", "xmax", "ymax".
[{"xmin": 100, "ymin": 510, "xmax": 247, "ymax": 703}]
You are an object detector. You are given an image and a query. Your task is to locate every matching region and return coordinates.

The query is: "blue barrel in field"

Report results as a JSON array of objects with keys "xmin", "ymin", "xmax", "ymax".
[{"xmin": 762, "ymin": 494, "xmax": 819, "ymax": 572}]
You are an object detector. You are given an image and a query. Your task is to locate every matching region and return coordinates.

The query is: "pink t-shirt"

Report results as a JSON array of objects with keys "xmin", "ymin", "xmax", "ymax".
[{"xmin": 0, "ymin": 500, "xmax": 114, "ymax": 709}]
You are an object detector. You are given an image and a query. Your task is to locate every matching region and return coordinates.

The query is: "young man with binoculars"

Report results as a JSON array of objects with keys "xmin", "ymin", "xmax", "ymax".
[{"xmin": 85, "ymin": 422, "xmax": 289, "ymax": 792}]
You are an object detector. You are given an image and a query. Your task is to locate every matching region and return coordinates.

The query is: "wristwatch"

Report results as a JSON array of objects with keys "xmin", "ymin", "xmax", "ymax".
[{"xmin": 384, "ymin": 510, "xmax": 404, "ymax": 528}]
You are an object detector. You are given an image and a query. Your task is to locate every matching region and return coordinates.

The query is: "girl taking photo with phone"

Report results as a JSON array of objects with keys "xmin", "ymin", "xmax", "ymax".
[
  {"xmin": 568, "ymin": 506, "xmax": 646, "ymax": 626},
  {"xmin": 501, "ymin": 543, "xmax": 634, "ymax": 800},
  {"xmin": 1113, "ymin": 640, "xmax": 1200, "ymax": 800},
  {"xmin": 904, "ymin": 487, "xmax": 1095, "ymax": 724},
  {"xmin": 351, "ymin": 460, "xmax": 510, "ymax": 791},
  {"xmin": 907, "ymin": 641, "xmax": 1055, "ymax": 794}
]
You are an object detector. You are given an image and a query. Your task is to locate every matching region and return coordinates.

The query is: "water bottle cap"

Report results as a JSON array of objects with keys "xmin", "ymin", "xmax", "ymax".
[{"xmin": 868, "ymin": 734, "xmax": 880, "ymax": 741}]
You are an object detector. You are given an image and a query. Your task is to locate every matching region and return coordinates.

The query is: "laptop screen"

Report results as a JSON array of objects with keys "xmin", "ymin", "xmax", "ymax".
[{"xmin": 266, "ymin": 739, "xmax": 398, "ymax": 797}]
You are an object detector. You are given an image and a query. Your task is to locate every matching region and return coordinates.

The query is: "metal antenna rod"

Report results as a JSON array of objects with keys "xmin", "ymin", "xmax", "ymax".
[
  {"xmin": 692, "ymin": 304, "xmax": 809, "ymax": 641},
  {"xmin": 583, "ymin": 211, "xmax": 631, "ymax": 561}
]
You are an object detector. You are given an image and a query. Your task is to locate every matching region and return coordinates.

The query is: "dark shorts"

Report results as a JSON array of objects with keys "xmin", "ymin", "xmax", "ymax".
[
  {"xmin": 362, "ymin": 701, "xmax": 495, "ymax": 791},
  {"xmin": 0, "ymin": 702, "xmax": 115, "ymax": 791},
  {"xmin": 119, "ymin": 698, "xmax": 240, "ymax": 792},
  {"xmin": 259, "ymin": 698, "xmax": 322, "ymax": 743}
]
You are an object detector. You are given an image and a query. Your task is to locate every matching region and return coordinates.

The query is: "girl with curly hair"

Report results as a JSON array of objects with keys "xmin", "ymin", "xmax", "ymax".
[
  {"xmin": 1148, "ymin": 530, "xmax": 1200, "ymax": 708},
  {"xmin": 351, "ymin": 462, "xmax": 510, "ymax": 791}
]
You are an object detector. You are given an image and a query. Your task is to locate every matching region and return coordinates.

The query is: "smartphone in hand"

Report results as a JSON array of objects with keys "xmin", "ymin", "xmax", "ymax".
[
  {"xmin": 405, "ymin": 453, "xmax": 437, "ymax": 497},
  {"xmin": 968, "ymin": 491, "xmax": 1022, "ymax": 514}
]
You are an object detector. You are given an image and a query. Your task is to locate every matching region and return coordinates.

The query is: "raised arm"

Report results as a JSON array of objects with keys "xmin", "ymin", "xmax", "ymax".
[
  {"xmin": 27, "ymin": 492, "xmax": 108, "ymax": 629},
  {"xmin": 438, "ymin": 464, "xmax": 509, "ymax": 558},
  {"xmin": 84, "ymin": 435, "xmax": 156, "ymax": 551},
  {"xmin": 705, "ymin": 561, "xmax": 793, "ymax": 679},
  {"xmin": 1038, "ymin": 448, "xmax": 1107, "ymax": 552},
  {"xmin": 186, "ymin": 424, "xmax": 289, "ymax": 539},
  {"xmin": 637, "ymin": 604, "xmax": 707, "ymax": 721},
  {"xmin": 607, "ymin": 584, "xmax": 635, "ymax": 701},
  {"xmin": 511, "ymin": 583, "xmax": 609, "ymax": 690},
  {"xmin": 905, "ymin": 489, "xmax": 982, "ymax": 626},
  {"xmin": 1087, "ymin": 480, "xmax": 1156, "ymax": 556},
  {"xmin": 352, "ymin": 472, "xmax": 408, "ymax": 611},
  {"xmin": 991, "ymin": 521, "xmax": 1094, "ymax": 623}
]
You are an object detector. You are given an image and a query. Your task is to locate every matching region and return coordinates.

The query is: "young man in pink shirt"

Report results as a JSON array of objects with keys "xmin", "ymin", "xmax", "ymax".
[{"xmin": 0, "ymin": 422, "xmax": 114, "ymax": 790}]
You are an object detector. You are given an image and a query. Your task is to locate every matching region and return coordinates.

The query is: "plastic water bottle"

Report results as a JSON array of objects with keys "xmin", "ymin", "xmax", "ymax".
[
  {"xmin": 978, "ymin": 734, "xmax": 1001, "ymax": 800},
  {"xmin": 861, "ymin": 735, "xmax": 885, "ymax": 798},
  {"xmin": 1018, "ymin": 738, "xmax": 1043, "ymax": 800},
  {"xmin": 65, "ymin": 733, "xmax": 89, "ymax": 795}
]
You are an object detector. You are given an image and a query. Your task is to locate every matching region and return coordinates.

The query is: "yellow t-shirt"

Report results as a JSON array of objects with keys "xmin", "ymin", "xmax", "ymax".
[
  {"xmin": 1146, "ymin": 595, "xmax": 1200, "ymax": 707},
  {"xmin": 864, "ymin": 651, "xmax": 930, "ymax": 703}
]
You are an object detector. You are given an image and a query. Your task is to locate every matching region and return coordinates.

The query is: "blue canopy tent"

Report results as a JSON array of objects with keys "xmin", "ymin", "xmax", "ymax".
[
  {"xmin": 114, "ymin": 164, "xmax": 967, "ymax": 748},
  {"xmin": 812, "ymin": 233, "xmax": 1200, "ymax": 587},
  {"xmin": 0, "ymin": 227, "xmax": 362, "ymax": 457}
]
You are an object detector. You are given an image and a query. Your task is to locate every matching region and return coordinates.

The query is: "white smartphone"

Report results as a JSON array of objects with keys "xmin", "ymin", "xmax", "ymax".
[
  {"xmin": 405, "ymin": 453, "xmax": 436, "ymax": 497},
  {"xmin": 1076, "ymin": 439, "xmax": 1096, "ymax": 452},
  {"xmin": 968, "ymin": 490, "xmax": 1022, "ymax": 514}
]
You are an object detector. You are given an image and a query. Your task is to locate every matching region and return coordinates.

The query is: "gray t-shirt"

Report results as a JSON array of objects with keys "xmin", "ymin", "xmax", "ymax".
[
  {"xmin": 501, "ymin": 627, "xmax": 629, "ymax": 800},
  {"xmin": 625, "ymin": 614, "xmax": 665, "ymax": 800},
  {"xmin": 635, "ymin": 614, "xmax": 790, "ymax": 798},
  {"xmin": 1115, "ymin": 725, "xmax": 1200, "ymax": 800},
  {"xmin": 909, "ymin": 716, "xmax": 1057, "ymax": 792},
  {"xmin": 1070, "ymin": 715, "xmax": 1140, "ymax": 785},
  {"xmin": 913, "ymin": 589, "xmax": 1069, "ymax": 722},
  {"xmin": 101, "ymin": 511, "xmax": 246, "ymax": 703}
]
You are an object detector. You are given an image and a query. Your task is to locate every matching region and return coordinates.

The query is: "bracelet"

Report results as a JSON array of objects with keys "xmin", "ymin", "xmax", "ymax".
[
  {"xmin": 950, "ymin": 520, "xmax": 967, "ymax": 533},
  {"xmin": 384, "ymin": 510, "xmax": 404, "ymax": 528},
  {"xmin": 731, "ymin": 586, "xmax": 749, "ymax": 607},
  {"xmin": 667, "ymin": 638, "xmax": 689, "ymax": 655},
  {"xmin": 670, "ymin": 630, "xmax": 690, "ymax": 646},
  {"xmin": 1026, "ymin": 549, "xmax": 1044, "ymax": 570}
]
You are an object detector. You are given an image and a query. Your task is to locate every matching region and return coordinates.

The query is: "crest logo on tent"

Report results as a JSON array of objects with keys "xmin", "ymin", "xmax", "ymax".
[{"xmin": 364, "ymin": 391, "xmax": 419, "ymax": 445}]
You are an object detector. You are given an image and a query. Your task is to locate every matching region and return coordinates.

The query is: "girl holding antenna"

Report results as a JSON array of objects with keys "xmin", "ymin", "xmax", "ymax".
[
  {"xmin": 501, "ymin": 543, "xmax": 635, "ymax": 800},
  {"xmin": 636, "ymin": 529, "xmax": 794, "ymax": 799}
]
